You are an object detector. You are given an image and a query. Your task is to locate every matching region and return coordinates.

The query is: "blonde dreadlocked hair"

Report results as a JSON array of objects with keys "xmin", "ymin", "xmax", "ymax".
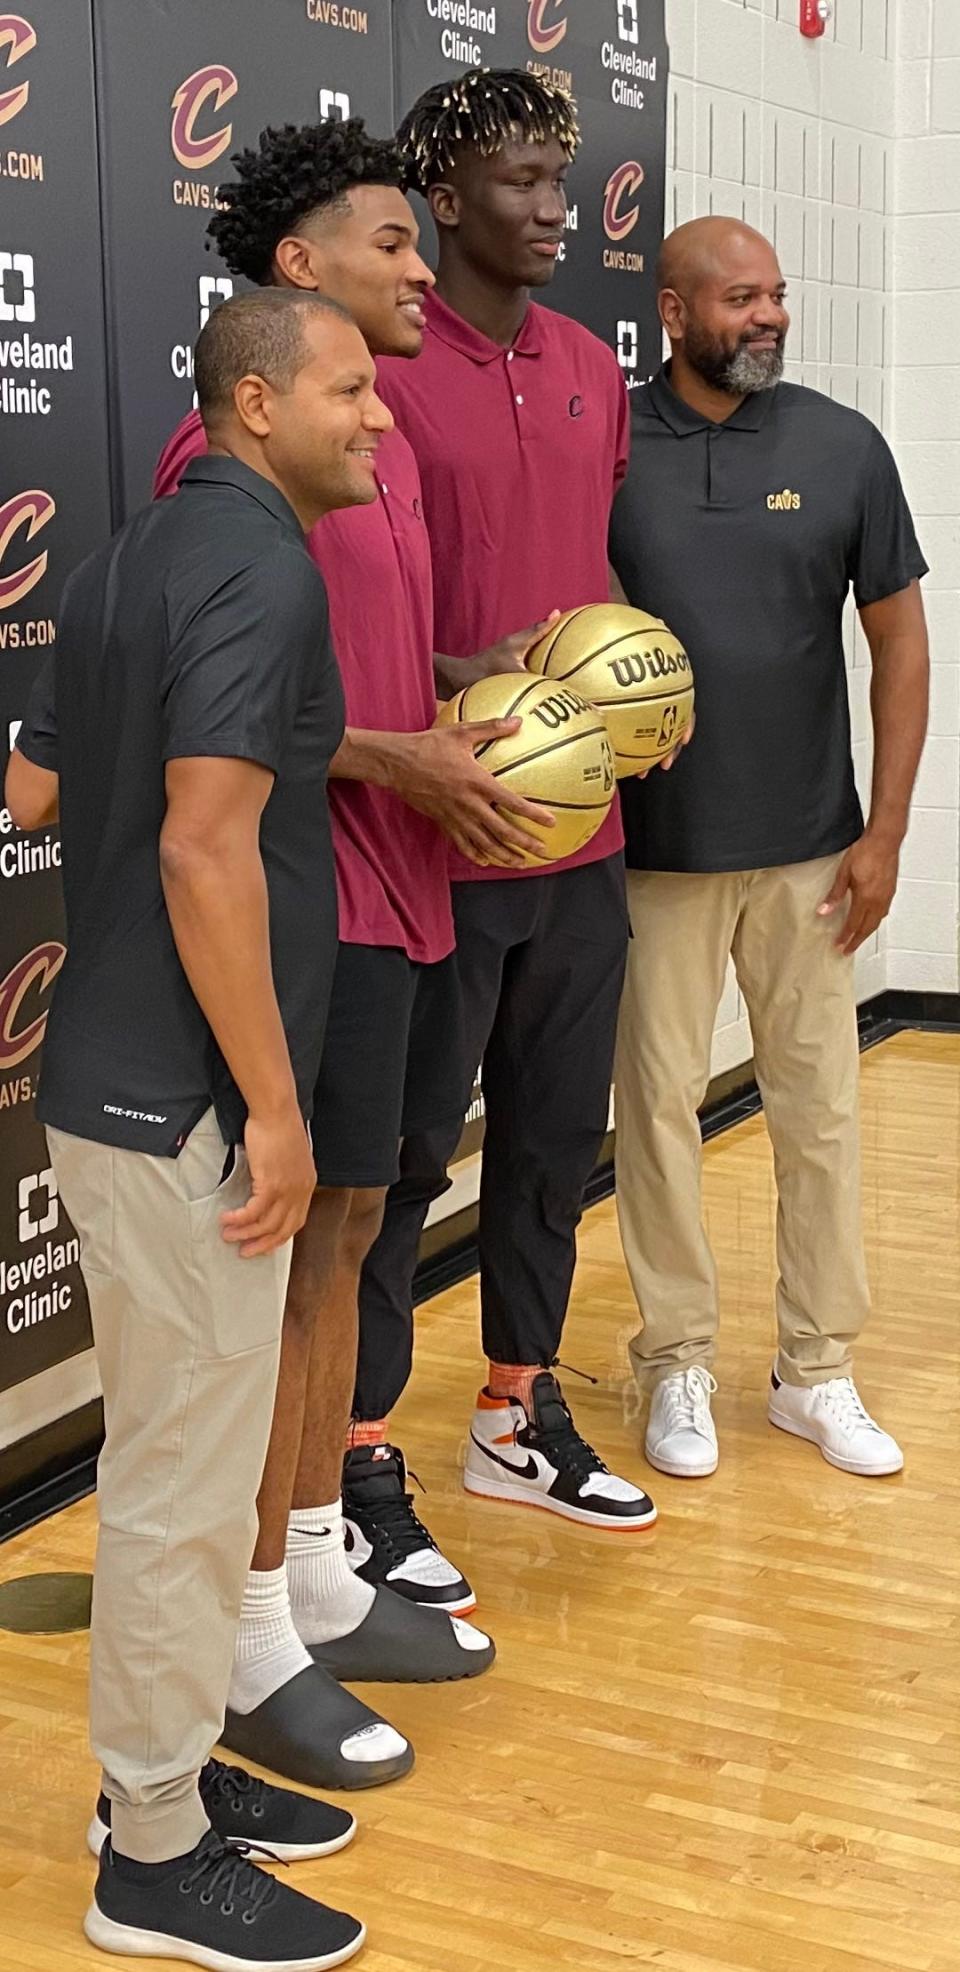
[{"xmin": 398, "ymin": 67, "xmax": 580, "ymax": 195}]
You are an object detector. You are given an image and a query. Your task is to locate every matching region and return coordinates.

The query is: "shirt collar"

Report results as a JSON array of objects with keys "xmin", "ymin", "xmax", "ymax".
[
  {"xmin": 179, "ymin": 454, "xmax": 303, "ymax": 536},
  {"xmin": 648, "ymin": 362, "xmax": 778, "ymax": 436},
  {"xmin": 424, "ymin": 289, "xmax": 543, "ymax": 365}
]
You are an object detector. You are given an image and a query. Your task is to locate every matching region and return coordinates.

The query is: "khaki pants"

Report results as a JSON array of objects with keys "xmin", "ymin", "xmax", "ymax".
[
  {"xmin": 614, "ymin": 857, "xmax": 870, "ymax": 1393},
  {"xmin": 47, "ymin": 1111, "xmax": 290, "ymax": 1863}
]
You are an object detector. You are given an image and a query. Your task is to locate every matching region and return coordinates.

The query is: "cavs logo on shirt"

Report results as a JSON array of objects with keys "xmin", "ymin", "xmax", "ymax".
[
  {"xmin": 171, "ymin": 64, "xmax": 237, "ymax": 171},
  {"xmin": 767, "ymin": 487, "xmax": 802, "ymax": 511},
  {"xmin": 0, "ymin": 489, "xmax": 54, "ymax": 610},
  {"xmin": 527, "ymin": 0, "xmax": 567, "ymax": 55},
  {"xmin": 0, "ymin": 13, "xmax": 35, "ymax": 128}
]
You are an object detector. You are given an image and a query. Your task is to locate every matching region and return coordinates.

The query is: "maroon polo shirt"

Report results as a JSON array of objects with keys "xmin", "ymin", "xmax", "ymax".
[
  {"xmin": 376, "ymin": 291, "xmax": 629, "ymax": 882},
  {"xmin": 154, "ymin": 412, "xmax": 453, "ymax": 964}
]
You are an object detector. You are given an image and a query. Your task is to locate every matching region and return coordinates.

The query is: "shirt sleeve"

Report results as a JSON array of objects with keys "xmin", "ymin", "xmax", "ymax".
[
  {"xmin": 161, "ymin": 545, "xmax": 328, "ymax": 775},
  {"xmin": 851, "ymin": 427, "xmax": 928, "ymax": 608},
  {"xmin": 153, "ymin": 409, "xmax": 208, "ymax": 500},
  {"xmin": 15, "ymin": 652, "xmax": 58, "ymax": 771}
]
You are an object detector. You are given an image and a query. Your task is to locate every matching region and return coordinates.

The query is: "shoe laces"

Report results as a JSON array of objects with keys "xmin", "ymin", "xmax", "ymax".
[
  {"xmin": 350, "ymin": 1457, "xmax": 436, "ymax": 1564},
  {"xmin": 662, "ymin": 1368, "xmax": 717, "ymax": 1436},
  {"xmin": 813, "ymin": 1377, "xmax": 878, "ymax": 1436},
  {"xmin": 528, "ymin": 1387, "xmax": 608, "ymax": 1481},
  {"xmin": 177, "ymin": 1834, "xmax": 279, "ymax": 1923},
  {"xmin": 202, "ymin": 1760, "xmax": 273, "ymax": 1829}
]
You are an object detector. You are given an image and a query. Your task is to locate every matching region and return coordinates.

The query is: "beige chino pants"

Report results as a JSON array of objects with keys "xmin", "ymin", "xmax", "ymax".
[
  {"xmin": 47, "ymin": 1110, "xmax": 290, "ymax": 1863},
  {"xmin": 614, "ymin": 856, "xmax": 871, "ymax": 1393}
]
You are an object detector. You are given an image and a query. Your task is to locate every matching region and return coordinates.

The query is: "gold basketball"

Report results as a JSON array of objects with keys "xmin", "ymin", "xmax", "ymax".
[
  {"xmin": 527, "ymin": 604, "xmax": 695, "ymax": 777},
  {"xmin": 437, "ymin": 672, "xmax": 615, "ymax": 867}
]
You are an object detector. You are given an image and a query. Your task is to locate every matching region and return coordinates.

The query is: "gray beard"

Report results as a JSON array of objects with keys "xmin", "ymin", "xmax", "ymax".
[{"xmin": 722, "ymin": 343, "xmax": 784, "ymax": 394}]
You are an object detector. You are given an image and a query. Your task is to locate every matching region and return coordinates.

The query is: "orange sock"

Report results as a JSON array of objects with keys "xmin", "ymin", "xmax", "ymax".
[
  {"xmin": 347, "ymin": 1416, "xmax": 389, "ymax": 1450},
  {"xmin": 486, "ymin": 1362, "xmax": 545, "ymax": 1412}
]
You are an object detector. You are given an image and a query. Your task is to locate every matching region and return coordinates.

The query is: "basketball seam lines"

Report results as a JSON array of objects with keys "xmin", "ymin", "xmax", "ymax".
[
  {"xmin": 492, "ymin": 725, "xmax": 612, "ymax": 777},
  {"xmin": 469, "ymin": 677, "xmax": 549, "ymax": 757},
  {"xmin": 546, "ymin": 632, "xmax": 689, "ymax": 683},
  {"xmin": 532, "ymin": 605, "xmax": 596, "ymax": 672}
]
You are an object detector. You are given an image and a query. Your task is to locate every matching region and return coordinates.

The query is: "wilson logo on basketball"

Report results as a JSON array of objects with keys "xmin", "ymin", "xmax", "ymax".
[
  {"xmin": 0, "ymin": 941, "xmax": 64, "ymax": 1071},
  {"xmin": 0, "ymin": 489, "xmax": 54, "ymax": 611},
  {"xmin": 530, "ymin": 687, "xmax": 589, "ymax": 731},
  {"xmin": 608, "ymin": 645, "xmax": 689, "ymax": 688},
  {"xmin": 527, "ymin": 0, "xmax": 568, "ymax": 56},
  {"xmin": 0, "ymin": 12, "xmax": 35, "ymax": 127},
  {"xmin": 603, "ymin": 160, "xmax": 644, "ymax": 242},
  {"xmin": 171, "ymin": 64, "xmax": 238, "ymax": 171}
]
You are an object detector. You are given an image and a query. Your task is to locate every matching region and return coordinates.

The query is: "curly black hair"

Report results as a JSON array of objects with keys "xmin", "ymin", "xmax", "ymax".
[
  {"xmin": 207, "ymin": 118, "xmax": 406, "ymax": 284},
  {"xmin": 399, "ymin": 67, "xmax": 579, "ymax": 196}
]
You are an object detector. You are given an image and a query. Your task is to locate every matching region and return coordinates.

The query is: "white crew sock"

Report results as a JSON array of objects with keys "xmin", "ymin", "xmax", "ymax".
[
  {"xmin": 227, "ymin": 1564, "xmax": 313, "ymax": 1716},
  {"xmin": 287, "ymin": 1499, "xmax": 376, "ymax": 1646}
]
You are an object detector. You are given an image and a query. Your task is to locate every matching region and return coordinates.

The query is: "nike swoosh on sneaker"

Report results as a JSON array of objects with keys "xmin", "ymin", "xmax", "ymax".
[{"xmin": 469, "ymin": 1432, "xmax": 539, "ymax": 1482}]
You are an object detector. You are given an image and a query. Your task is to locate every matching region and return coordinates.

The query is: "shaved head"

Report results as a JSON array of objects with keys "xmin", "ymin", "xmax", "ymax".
[
  {"xmin": 657, "ymin": 216, "xmax": 789, "ymax": 403},
  {"xmin": 657, "ymin": 216, "xmax": 775, "ymax": 298}
]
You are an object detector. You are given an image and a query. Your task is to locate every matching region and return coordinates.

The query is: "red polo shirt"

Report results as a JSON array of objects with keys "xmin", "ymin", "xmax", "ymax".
[
  {"xmin": 154, "ymin": 412, "xmax": 453, "ymax": 964},
  {"xmin": 375, "ymin": 291, "xmax": 629, "ymax": 882}
]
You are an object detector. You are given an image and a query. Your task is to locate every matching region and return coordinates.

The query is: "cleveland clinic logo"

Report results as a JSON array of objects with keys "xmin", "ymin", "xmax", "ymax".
[
  {"xmin": 0, "ymin": 13, "xmax": 35, "ymax": 128},
  {"xmin": 603, "ymin": 161, "xmax": 643, "ymax": 242},
  {"xmin": 171, "ymin": 64, "xmax": 238, "ymax": 171},
  {"xmin": 527, "ymin": 0, "xmax": 567, "ymax": 55},
  {"xmin": 0, "ymin": 941, "xmax": 63, "ymax": 1071},
  {"xmin": 0, "ymin": 490, "xmax": 54, "ymax": 610}
]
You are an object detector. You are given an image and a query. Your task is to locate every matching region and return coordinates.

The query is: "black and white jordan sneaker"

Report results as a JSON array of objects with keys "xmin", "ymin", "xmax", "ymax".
[
  {"xmin": 463, "ymin": 1372, "xmax": 658, "ymax": 1529},
  {"xmin": 343, "ymin": 1443, "xmax": 476, "ymax": 1616},
  {"xmin": 88, "ymin": 1757, "xmax": 357, "ymax": 1862}
]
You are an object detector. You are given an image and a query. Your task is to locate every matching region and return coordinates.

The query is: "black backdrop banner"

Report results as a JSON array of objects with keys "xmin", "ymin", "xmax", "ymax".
[
  {"xmin": 0, "ymin": 1, "xmax": 110, "ymax": 1415},
  {"xmin": 0, "ymin": 0, "xmax": 667, "ymax": 1494},
  {"xmin": 92, "ymin": 0, "xmax": 394, "ymax": 518}
]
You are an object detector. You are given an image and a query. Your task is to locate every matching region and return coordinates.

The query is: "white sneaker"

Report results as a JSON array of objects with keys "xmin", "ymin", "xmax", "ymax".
[
  {"xmin": 768, "ymin": 1368, "xmax": 904, "ymax": 1476},
  {"xmin": 645, "ymin": 1367, "xmax": 719, "ymax": 1478}
]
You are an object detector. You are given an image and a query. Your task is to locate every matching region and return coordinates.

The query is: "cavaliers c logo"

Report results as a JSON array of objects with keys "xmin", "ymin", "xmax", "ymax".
[
  {"xmin": 0, "ymin": 943, "xmax": 64, "ymax": 1071},
  {"xmin": 171, "ymin": 64, "xmax": 238, "ymax": 172},
  {"xmin": 0, "ymin": 13, "xmax": 36, "ymax": 128},
  {"xmin": 0, "ymin": 490, "xmax": 55, "ymax": 611},
  {"xmin": 527, "ymin": 0, "xmax": 568, "ymax": 55},
  {"xmin": 603, "ymin": 160, "xmax": 644, "ymax": 242}
]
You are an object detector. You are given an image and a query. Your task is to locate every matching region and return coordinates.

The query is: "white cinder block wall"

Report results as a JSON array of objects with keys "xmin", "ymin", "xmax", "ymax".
[
  {"xmin": 663, "ymin": 0, "xmax": 960, "ymax": 1076},
  {"xmin": 888, "ymin": 0, "xmax": 960, "ymax": 990}
]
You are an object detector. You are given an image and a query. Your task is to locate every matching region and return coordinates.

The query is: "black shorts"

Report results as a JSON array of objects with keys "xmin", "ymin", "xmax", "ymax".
[{"xmin": 310, "ymin": 945, "xmax": 466, "ymax": 1189}]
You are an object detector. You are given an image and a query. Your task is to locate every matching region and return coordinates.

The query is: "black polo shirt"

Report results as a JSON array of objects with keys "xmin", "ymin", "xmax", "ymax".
[
  {"xmin": 609, "ymin": 366, "xmax": 927, "ymax": 874},
  {"xmin": 20, "ymin": 456, "xmax": 345, "ymax": 1155}
]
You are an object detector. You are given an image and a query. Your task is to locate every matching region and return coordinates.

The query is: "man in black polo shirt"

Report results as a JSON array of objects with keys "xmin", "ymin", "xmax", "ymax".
[
  {"xmin": 5, "ymin": 290, "xmax": 376, "ymax": 1969},
  {"xmin": 610, "ymin": 217, "xmax": 929, "ymax": 1484}
]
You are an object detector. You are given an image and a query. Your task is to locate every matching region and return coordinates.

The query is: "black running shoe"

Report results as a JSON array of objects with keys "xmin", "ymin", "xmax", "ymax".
[
  {"xmin": 85, "ymin": 1828, "xmax": 364, "ymax": 1968},
  {"xmin": 463, "ymin": 1372, "xmax": 658, "ymax": 1528},
  {"xmin": 343, "ymin": 1442, "xmax": 476, "ymax": 1614},
  {"xmin": 88, "ymin": 1757, "xmax": 357, "ymax": 1863}
]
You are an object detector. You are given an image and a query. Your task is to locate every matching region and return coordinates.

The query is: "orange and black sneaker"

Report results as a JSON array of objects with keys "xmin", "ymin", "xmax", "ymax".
[{"xmin": 464, "ymin": 1372, "xmax": 657, "ymax": 1528}]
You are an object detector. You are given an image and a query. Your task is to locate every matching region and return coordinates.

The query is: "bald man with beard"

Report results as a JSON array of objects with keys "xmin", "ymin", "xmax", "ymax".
[{"xmin": 609, "ymin": 217, "xmax": 929, "ymax": 1484}]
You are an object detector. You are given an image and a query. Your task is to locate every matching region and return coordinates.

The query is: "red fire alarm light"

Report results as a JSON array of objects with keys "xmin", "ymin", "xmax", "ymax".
[{"xmin": 800, "ymin": 0, "xmax": 830, "ymax": 35}]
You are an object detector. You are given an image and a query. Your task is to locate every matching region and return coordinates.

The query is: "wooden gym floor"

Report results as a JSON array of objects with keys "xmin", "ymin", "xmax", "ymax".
[{"xmin": 1, "ymin": 1028, "xmax": 958, "ymax": 1972}]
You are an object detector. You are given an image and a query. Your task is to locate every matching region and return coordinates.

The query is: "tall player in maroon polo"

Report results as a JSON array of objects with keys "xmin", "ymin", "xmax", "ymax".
[
  {"xmin": 152, "ymin": 120, "xmax": 559, "ymax": 1786},
  {"xmin": 347, "ymin": 71, "xmax": 658, "ymax": 1591}
]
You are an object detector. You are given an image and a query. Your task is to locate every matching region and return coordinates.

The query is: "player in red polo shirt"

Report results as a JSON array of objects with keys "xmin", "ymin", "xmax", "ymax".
[
  {"xmin": 346, "ymin": 71, "xmax": 657, "ymax": 1597},
  {"xmin": 153, "ymin": 120, "xmax": 558, "ymax": 1786}
]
